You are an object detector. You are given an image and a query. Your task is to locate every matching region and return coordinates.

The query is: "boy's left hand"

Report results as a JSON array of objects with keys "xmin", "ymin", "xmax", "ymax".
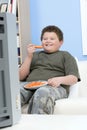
[{"xmin": 48, "ymin": 77, "xmax": 62, "ymax": 87}]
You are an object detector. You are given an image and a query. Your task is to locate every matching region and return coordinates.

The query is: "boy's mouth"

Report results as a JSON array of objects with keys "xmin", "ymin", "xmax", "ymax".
[{"xmin": 45, "ymin": 44, "xmax": 53, "ymax": 47}]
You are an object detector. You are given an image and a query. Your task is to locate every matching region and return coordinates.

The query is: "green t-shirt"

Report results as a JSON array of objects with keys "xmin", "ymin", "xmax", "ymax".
[{"xmin": 26, "ymin": 50, "xmax": 80, "ymax": 91}]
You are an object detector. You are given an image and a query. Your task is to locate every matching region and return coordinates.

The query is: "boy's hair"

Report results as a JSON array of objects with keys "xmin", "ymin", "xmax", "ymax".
[{"xmin": 41, "ymin": 25, "xmax": 63, "ymax": 41}]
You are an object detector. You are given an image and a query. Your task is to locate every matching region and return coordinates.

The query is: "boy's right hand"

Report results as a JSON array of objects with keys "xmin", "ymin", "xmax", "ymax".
[{"xmin": 27, "ymin": 44, "xmax": 36, "ymax": 57}]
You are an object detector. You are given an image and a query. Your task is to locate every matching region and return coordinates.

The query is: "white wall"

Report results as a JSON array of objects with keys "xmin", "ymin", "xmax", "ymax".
[{"xmin": 80, "ymin": 0, "xmax": 87, "ymax": 55}]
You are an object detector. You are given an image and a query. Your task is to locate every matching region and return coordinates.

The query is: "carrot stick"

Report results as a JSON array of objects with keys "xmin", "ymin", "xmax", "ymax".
[{"xmin": 35, "ymin": 45, "xmax": 43, "ymax": 49}]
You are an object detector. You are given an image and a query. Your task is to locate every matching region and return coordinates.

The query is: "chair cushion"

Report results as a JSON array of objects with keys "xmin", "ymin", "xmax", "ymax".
[{"xmin": 54, "ymin": 97, "xmax": 87, "ymax": 114}]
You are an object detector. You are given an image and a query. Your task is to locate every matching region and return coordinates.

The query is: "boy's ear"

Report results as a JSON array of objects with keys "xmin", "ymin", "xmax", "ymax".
[
  {"xmin": 59, "ymin": 40, "xmax": 63, "ymax": 48},
  {"xmin": 60, "ymin": 40, "xmax": 63, "ymax": 45}
]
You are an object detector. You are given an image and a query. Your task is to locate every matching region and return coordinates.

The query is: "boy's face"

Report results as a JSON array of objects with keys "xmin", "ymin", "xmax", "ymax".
[{"xmin": 42, "ymin": 32, "xmax": 63, "ymax": 53}]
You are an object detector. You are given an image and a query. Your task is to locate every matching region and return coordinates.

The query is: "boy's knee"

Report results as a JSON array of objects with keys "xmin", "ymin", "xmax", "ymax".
[{"xmin": 35, "ymin": 87, "xmax": 49, "ymax": 97}]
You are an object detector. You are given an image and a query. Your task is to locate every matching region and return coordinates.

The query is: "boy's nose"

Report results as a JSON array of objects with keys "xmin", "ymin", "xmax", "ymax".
[{"xmin": 46, "ymin": 39, "xmax": 50, "ymax": 42}]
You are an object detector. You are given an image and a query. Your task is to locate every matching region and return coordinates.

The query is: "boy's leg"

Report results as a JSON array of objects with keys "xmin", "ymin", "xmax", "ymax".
[
  {"xmin": 28, "ymin": 85, "xmax": 68, "ymax": 114},
  {"xmin": 20, "ymin": 82, "xmax": 34, "ymax": 106}
]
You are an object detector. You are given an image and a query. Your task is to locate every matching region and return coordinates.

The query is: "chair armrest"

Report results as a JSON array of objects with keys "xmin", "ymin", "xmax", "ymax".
[{"xmin": 68, "ymin": 83, "xmax": 79, "ymax": 98}]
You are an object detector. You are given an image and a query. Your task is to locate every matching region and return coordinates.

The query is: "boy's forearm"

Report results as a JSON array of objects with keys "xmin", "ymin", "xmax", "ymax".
[
  {"xmin": 19, "ymin": 56, "xmax": 32, "ymax": 81},
  {"xmin": 48, "ymin": 75, "xmax": 78, "ymax": 87},
  {"xmin": 60, "ymin": 75, "xmax": 78, "ymax": 86}
]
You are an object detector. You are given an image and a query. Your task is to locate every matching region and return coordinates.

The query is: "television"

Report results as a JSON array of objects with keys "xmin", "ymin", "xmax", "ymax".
[{"xmin": 0, "ymin": 13, "xmax": 21, "ymax": 128}]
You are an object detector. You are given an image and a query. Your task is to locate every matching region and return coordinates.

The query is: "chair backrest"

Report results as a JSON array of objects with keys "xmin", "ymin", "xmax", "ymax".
[
  {"xmin": 69, "ymin": 60, "xmax": 87, "ymax": 98},
  {"xmin": 77, "ymin": 61, "xmax": 87, "ymax": 97}
]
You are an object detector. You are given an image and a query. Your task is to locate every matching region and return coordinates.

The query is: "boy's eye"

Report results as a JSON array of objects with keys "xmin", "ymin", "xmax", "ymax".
[
  {"xmin": 51, "ymin": 38, "xmax": 54, "ymax": 40},
  {"xmin": 43, "ymin": 38, "xmax": 47, "ymax": 40}
]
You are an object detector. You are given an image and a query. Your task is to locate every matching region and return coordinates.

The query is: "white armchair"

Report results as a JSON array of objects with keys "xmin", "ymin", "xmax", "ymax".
[
  {"xmin": 54, "ymin": 60, "xmax": 87, "ymax": 114},
  {"xmin": 21, "ymin": 60, "xmax": 87, "ymax": 115}
]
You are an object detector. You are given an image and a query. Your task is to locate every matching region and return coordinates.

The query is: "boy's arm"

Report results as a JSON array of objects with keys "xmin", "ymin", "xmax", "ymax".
[
  {"xmin": 19, "ymin": 44, "xmax": 36, "ymax": 81},
  {"xmin": 48, "ymin": 75, "xmax": 78, "ymax": 88},
  {"xmin": 19, "ymin": 55, "xmax": 32, "ymax": 81}
]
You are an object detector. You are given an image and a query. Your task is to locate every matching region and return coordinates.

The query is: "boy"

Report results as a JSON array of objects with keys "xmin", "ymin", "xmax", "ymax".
[{"xmin": 19, "ymin": 25, "xmax": 80, "ymax": 114}]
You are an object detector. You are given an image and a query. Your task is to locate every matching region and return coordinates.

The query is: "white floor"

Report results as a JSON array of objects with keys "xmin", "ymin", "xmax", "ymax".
[{"xmin": 1, "ymin": 114, "xmax": 87, "ymax": 130}]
